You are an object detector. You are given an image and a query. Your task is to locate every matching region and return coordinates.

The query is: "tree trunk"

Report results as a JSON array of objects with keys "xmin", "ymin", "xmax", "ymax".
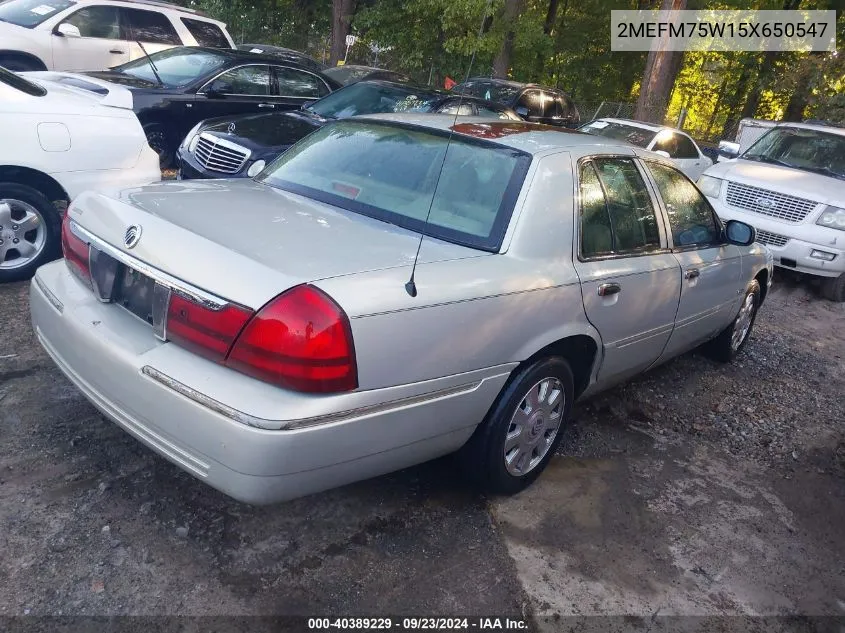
[
  {"xmin": 492, "ymin": 0, "xmax": 524, "ymax": 78},
  {"xmin": 533, "ymin": 0, "xmax": 559, "ymax": 79},
  {"xmin": 329, "ymin": 0, "xmax": 357, "ymax": 66},
  {"xmin": 634, "ymin": 0, "xmax": 687, "ymax": 123},
  {"xmin": 783, "ymin": 53, "xmax": 822, "ymax": 121}
]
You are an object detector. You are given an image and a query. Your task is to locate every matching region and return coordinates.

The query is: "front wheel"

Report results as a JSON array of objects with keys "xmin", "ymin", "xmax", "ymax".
[
  {"xmin": 460, "ymin": 357, "xmax": 574, "ymax": 495},
  {"xmin": 821, "ymin": 273, "xmax": 845, "ymax": 302},
  {"xmin": 143, "ymin": 123, "xmax": 174, "ymax": 170},
  {"xmin": 0, "ymin": 183, "xmax": 62, "ymax": 283},
  {"xmin": 706, "ymin": 279, "xmax": 761, "ymax": 363}
]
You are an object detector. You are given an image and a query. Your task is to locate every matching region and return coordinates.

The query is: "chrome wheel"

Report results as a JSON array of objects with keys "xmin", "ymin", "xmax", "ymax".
[
  {"xmin": 731, "ymin": 292, "xmax": 756, "ymax": 351},
  {"xmin": 0, "ymin": 199, "xmax": 46, "ymax": 271},
  {"xmin": 503, "ymin": 377, "xmax": 564, "ymax": 477}
]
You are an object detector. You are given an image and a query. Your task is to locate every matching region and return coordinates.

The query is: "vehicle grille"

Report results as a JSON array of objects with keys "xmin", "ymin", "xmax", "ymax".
[
  {"xmin": 725, "ymin": 181, "xmax": 818, "ymax": 223},
  {"xmin": 755, "ymin": 229, "xmax": 790, "ymax": 248},
  {"xmin": 193, "ymin": 133, "xmax": 250, "ymax": 174}
]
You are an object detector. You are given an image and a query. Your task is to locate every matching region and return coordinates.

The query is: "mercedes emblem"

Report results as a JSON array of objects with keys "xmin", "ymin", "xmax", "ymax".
[{"xmin": 228, "ymin": 122, "xmax": 236, "ymax": 135}]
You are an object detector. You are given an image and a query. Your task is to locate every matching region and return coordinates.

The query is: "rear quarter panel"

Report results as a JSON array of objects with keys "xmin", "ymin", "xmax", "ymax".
[{"xmin": 316, "ymin": 150, "xmax": 602, "ymax": 391}]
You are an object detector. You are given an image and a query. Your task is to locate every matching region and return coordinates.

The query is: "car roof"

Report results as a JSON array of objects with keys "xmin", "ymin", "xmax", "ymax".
[
  {"xmin": 355, "ymin": 113, "xmax": 636, "ymax": 154},
  {"xmin": 75, "ymin": 0, "xmax": 213, "ymax": 19},
  {"xmin": 775, "ymin": 121, "xmax": 845, "ymax": 137},
  {"xmin": 459, "ymin": 77, "xmax": 529, "ymax": 89},
  {"xmin": 592, "ymin": 117, "xmax": 685, "ymax": 135},
  {"xmin": 166, "ymin": 46, "xmax": 319, "ymax": 68},
  {"xmin": 339, "ymin": 79, "xmax": 514, "ymax": 110}
]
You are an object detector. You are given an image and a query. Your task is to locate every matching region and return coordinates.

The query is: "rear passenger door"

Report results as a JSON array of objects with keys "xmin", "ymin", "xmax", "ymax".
[
  {"xmin": 572, "ymin": 156, "xmax": 682, "ymax": 385},
  {"xmin": 643, "ymin": 161, "xmax": 744, "ymax": 360},
  {"xmin": 122, "ymin": 7, "xmax": 181, "ymax": 59}
]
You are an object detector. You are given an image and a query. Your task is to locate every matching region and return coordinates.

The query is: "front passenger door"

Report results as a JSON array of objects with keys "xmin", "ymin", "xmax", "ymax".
[
  {"xmin": 572, "ymin": 157, "xmax": 682, "ymax": 386},
  {"xmin": 644, "ymin": 161, "xmax": 744, "ymax": 360},
  {"xmin": 195, "ymin": 64, "xmax": 275, "ymax": 120},
  {"xmin": 52, "ymin": 5, "xmax": 127, "ymax": 71}
]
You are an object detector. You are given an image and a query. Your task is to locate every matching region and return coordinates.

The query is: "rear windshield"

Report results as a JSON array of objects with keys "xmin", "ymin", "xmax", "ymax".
[
  {"xmin": 578, "ymin": 120, "xmax": 655, "ymax": 148},
  {"xmin": 306, "ymin": 81, "xmax": 440, "ymax": 119},
  {"xmin": 0, "ymin": 0, "xmax": 74, "ymax": 28},
  {"xmin": 452, "ymin": 80, "xmax": 521, "ymax": 104},
  {"xmin": 112, "ymin": 47, "xmax": 227, "ymax": 88},
  {"xmin": 258, "ymin": 120, "xmax": 532, "ymax": 251}
]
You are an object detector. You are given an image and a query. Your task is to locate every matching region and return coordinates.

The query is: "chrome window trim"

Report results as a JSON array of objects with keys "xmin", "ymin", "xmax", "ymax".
[
  {"xmin": 70, "ymin": 220, "xmax": 229, "ymax": 311},
  {"xmin": 198, "ymin": 63, "xmax": 329, "ymax": 98}
]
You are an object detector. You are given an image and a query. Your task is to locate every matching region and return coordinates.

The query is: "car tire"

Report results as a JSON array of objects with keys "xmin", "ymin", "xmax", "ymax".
[
  {"xmin": 0, "ymin": 183, "xmax": 62, "ymax": 283},
  {"xmin": 0, "ymin": 55, "xmax": 44, "ymax": 72},
  {"xmin": 460, "ymin": 357, "xmax": 574, "ymax": 495},
  {"xmin": 821, "ymin": 273, "xmax": 845, "ymax": 303},
  {"xmin": 705, "ymin": 279, "xmax": 761, "ymax": 363},
  {"xmin": 143, "ymin": 123, "xmax": 174, "ymax": 170}
]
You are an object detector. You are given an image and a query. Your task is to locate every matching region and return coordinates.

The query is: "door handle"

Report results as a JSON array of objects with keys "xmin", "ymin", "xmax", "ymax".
[
  {"xmin": 597, "ymin": 283, "xmax": 621, "ymax": 297},
  {"xmin": 258, "ymin": 103, "xmax": 275, "ymax": 109},
  {"xmin": 110, "ymin": 49, "xmax": 126, "ymax": 54},
  {"xmin": 685, "ymin": 268, "xmax": 701, "ymax": 280}
]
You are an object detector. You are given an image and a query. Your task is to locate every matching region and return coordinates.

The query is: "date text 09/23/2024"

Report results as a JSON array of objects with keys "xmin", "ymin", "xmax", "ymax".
[{"xmin": 307, "ymin": 618, "xmax": 529, "ymax": 630}]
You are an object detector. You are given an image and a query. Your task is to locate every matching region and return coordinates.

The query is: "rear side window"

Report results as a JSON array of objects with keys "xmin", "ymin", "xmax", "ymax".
[
  {"xmin": 675, "ymin": 134, "xmax": 700, "ymax": 159},
  {"xmin": 275, "ymin": 67, "xmax": 328, "ymax": 98},
  {"xmin": 181, "ymin": 18, "xmax": 229, "ymax": 48},
  {"xmin": 209, "ymin": 65, "xmax": 271, "ymax": 96},
  {"xmin": 61, "ymin": 6, "xmax": 120, "ymax": 39},
  {"xmin": 579, "ymin": 157, "xmax": 662, "ymax": 258},
  {"xmin": 122, "ymin": 8, "xmax": 180, "ymax": 45}
]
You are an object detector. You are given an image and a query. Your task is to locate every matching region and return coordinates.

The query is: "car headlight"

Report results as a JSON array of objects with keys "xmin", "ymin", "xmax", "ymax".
[
  {"xmin": 182, "ymin": 123, "xmax": 203, "ymax": 150},
  {"xmin": 247, "ymin": 160, "xmax": 266, "ymax": 178},
  {"xmin": 697, "ymin": 175, "xmax": 723, "ymax": 198},
  {"xmin": 816, "ymin": 206, "xmax": 845, "ymax": 231}
]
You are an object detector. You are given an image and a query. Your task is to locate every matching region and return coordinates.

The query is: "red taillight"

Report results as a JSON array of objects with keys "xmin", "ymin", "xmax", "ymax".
[
  {"xmin": 225, "ymin": 285, "xmax": 357, "ymax": 394},
  {"xmin": 60, "ymin": 214, "xmax": 91, "ymax": 286},
  {"xmin": 166, "ymin": 293, "xmax": 253, "ymax": 363}
]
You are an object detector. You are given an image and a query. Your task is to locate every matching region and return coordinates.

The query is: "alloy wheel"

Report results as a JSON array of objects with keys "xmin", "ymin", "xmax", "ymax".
[
  {"xmin": 0, "ymin": 200, "xmax": 47, "ymax": 271},
  {"xmin": 503, "ymin": 377, "xmax": 565, "ymax": 476}
]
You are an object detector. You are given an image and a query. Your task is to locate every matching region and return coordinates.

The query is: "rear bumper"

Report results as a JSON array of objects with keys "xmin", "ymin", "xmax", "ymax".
[
  {"xmin": 31, "ymin": 261, "xmax": 508, "ymax": 504},
  {"xmin": 709, "ymin": 198, "xmax": 845, "ymax": 278}
]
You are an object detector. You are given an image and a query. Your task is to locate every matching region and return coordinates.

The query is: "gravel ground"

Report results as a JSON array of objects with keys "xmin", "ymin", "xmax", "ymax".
[{"xmin": 1, "ymin": 268, "xmax": 844, "ymax": 628}]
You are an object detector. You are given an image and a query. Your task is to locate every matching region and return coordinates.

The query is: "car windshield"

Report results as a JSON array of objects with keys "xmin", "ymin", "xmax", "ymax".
[
  {"xmin": 578, "ymin": 120, "xmax": 655, "ymax": 148},
  {"xmin": 305, "ymin": 82, "xmax": 441, "ymax": 119},
  {"xmin": 742, "ymin": 127, "xmax": 845, "ymax": 181},
  {"xmin": 112, "ymin": 48, "xmax": 228, "ymax": 88},
  {"xmin": 452, "ymin": 80, "xmax": 521, "ymax": 104},
  {"xmin": 0, "ymin": 0, "xmax": 74, "ymax": 28},
  {"xmin": 258, "ymin": 120, "xmax": 532, "ymax": 251},
  {"xmin": 0, "ymin": 66, "xmax": 46, "ymax": 96}
]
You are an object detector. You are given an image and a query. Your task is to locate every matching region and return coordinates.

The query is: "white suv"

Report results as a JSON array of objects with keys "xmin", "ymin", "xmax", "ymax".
[
  {"xmin": 699, "ymin": 122, "xmax": 845, "ymax": 302},
  {"xmin": 0, "ymin": 0, "xmax": 234, "ymax": 73}
]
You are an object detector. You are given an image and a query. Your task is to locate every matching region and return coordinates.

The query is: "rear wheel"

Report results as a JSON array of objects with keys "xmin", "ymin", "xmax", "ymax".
[
  {"xmin": 821, "ymin": 273, "xmax": 845, "ymax": 303},
  {"xmin": 460, "ymin": 357, "xmax": 574, "ymax": 495},
  {"xmin": 143, "ymin": 123, "xmax": 174, "ymax": 170},
  {"xmin": 0, "ymin": 183, "xmax": 61, "ymax": 283},
  {"xmin": 705, "ymin": 279, "xmax": 761, "ymax": 363}
]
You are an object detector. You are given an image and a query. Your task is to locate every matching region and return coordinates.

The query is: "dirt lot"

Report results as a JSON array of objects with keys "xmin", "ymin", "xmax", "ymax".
[{"xmin": 1, "ymin": 271, "xmax": 844, "ymax": 629}]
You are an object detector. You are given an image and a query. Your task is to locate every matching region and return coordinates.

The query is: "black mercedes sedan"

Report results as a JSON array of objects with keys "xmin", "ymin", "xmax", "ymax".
[
  {"xmin": 82, "ymin": 46, "xmax": 342, "ymax": 167},
  {"xmin": 177, "ymin": 79, "xmax": 521, "ymax": 180},
  {"xmin": 451, "ymin": 78, "xmax": 580, "ymax": 128}
]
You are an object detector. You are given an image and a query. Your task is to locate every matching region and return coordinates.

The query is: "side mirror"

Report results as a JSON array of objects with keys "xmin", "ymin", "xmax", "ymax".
[
  {"xmin": 718, "ymin": 140, "xmax": 740, "ymax": 159},
  {"xmin": 55, "ymin": 23, "xmax": 82, "ymax": 38},
  {"xmin": 515, "ymin": 106, "xmax": 529, "ymax": 118},
  {"xmin": 204, "ymin": 83, "xmax": 231, "ymax": 98},
  {"xmin": 725, "ymin": 219, "xmax": 756, "ymax": 246},
  {"xmin": 654, "ymin": 150, "xmax": 671, "ymax": 159}
]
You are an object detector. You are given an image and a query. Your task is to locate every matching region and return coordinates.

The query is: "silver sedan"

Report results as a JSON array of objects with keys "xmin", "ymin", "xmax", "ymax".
[{"xmin": 30, "ymin": 114, "xmax": 773, "ymax": 504}]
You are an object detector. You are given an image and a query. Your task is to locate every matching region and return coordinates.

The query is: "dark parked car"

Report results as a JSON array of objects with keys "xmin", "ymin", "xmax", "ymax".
[
  {"xmin": 237, "ymin": 44, "xmax": 326, "ymax": 74},
  {"xmin": 78, "ymin": 46, "xmax": 342, "ymax": 167},
  {"xmin": 177, "ymin": 79, "xmax": 521, "ymax": 180},
  {"xmin": 323, "ymin": 64, "xmax": 411, "ymax": 86},
  {"xmin": 452, "ymin": 78, "xmax": 580, "ymax": 128}
]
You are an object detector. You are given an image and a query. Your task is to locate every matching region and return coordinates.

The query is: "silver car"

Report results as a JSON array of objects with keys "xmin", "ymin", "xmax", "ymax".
[{"xmin": 30, "ymin": 114, "xmax": 773, "ymax": 504}]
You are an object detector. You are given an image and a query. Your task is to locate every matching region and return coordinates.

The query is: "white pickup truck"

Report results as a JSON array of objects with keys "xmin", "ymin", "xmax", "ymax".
[
  {"xmin": 0, "ymin": 67, "xmax": 160, "ymax": 282},
  {"xmin": 699, "ymin": 122, "xmax": 845, "ymax": 301}
]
